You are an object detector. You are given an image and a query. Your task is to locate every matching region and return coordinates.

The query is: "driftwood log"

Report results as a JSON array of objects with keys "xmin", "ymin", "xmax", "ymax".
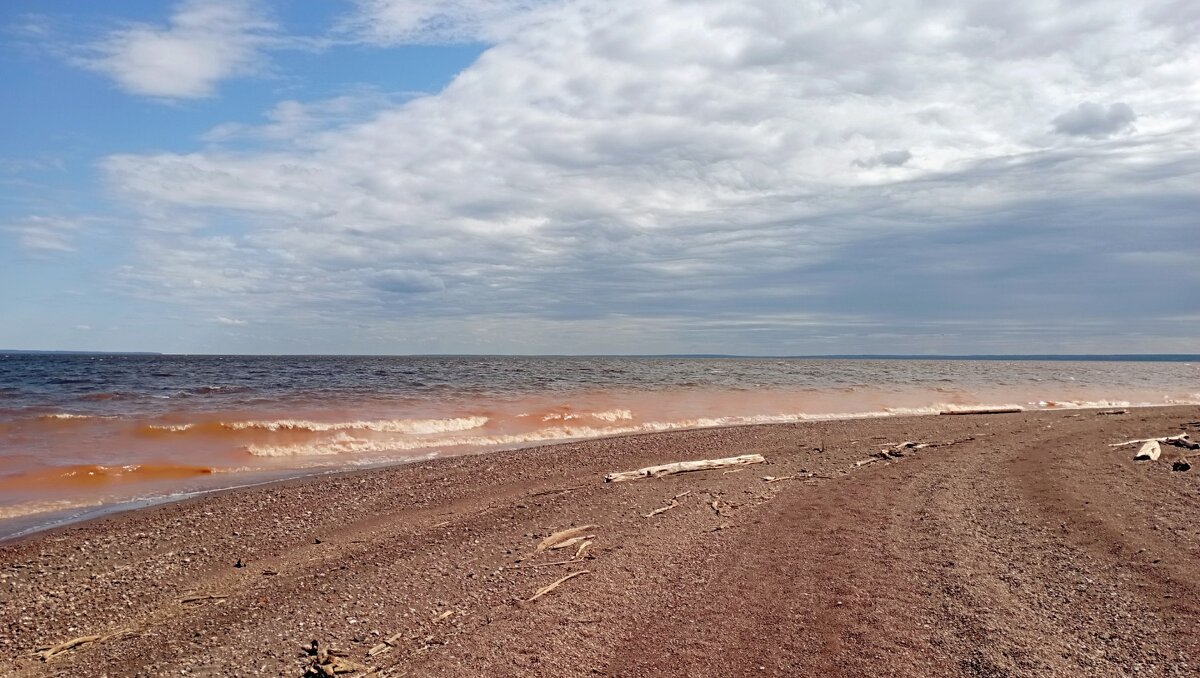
[
  {"xmin": 1110, "ymin": 434, "xmax": 1195, "ymax": 448},
  {"xmin": 1135, "ymin": 440, "xmax": 1162, "ymax": 461},
  {"xmin": 605, "ymin": 454, "xmax": 766, "ymax": 483}
]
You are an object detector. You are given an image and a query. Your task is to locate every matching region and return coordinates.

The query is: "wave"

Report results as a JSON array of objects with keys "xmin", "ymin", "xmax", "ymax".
[
  {"xmin": 243, "ymin": 410, "xmax": 916, "ymax": 457},
  {"xmin": 144, "ymin": 415, "xmax": 489, "ymax": 435},
  {"xmin": 238, "ymin": 402, "xmax": 1084, "ymax": 458},
  {"xmin": 523, "ymin": 408, "xmax": 634, "ymax": 423},
  {"xmin": 0, "ymin": 463, "xmax": 215, "ymax": 492},
  {"xmin": 0, "ymin": 498, "xmax": 104, "ymax": 521}
]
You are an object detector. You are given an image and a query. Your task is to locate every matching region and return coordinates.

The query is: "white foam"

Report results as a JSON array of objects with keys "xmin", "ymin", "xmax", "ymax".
[
  {"xmin": 0, "ymin": 498, "xmax": 103, "ymax": 520},
  {"xmin": 224, "ymin": 416, "xmax": 489, "ymax": 435},
  {"xmin": 589, "ymin": 408, "xmax": 634, "ymax": 422},
  {"xmin": 146, "ymin": 423, "xmax": 196, "ymax": 432}
]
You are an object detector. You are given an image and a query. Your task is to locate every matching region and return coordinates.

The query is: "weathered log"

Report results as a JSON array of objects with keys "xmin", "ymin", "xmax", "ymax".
[
  {"xmin": 1134, "ymin": 440, "xmax": 1161, "ymax": 461},
  {"xmin": 1168, "ymin": 435, "xmax": 1200, "ymax": 450},
  {"xmin": 604, "ymin": 454, "xmax": 766, "ymax": 483},
  {"xmin": 1096, "ymin": 409, "xmax": 1128, "ymax": 416},
  {"xmin": 939, "ymin": 407, "xmax": 1024, "ymax": 416}
]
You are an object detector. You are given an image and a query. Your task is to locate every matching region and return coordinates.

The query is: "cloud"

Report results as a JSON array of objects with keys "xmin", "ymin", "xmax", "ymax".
[
  {"xmin": 854, "ymin": 149, "xmax": 913, "ymax": 168},
  {"xmin": 84, "ymin": 0, "xmax": 275, "ymax": 99},
  {"xmin": 343, "ymin": 0, "xmax": 559, "ymax": 45},
  {"xmin": 371, "ymin": 269, "xmax": 446, "ymax": 294},
  {"xmin": 201, "ymin": 92, "xmax": 401, "ymax": 144},
  {"xmin": 1052, "ymin": 102, "xmax": 1137, "ymax": 138},
  {"xmin": 215, "ymin": 316, "xmax": 247, "ymax": 325},
  {"xmin": 4, "ymin": 216, "xmax": 85, "ymax": 253},
  {"xmin": 86, "ymin": 0, "xmax": 1200, "ymax": 352}
]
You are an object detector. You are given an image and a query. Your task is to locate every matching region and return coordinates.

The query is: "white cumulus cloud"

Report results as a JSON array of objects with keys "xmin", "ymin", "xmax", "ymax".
[
  {"xmin": 88, "ymin": 0, "xmax": 1200, "ymax": 352},
  {"xmin": 84, "ymin": 0, "xmax": 276, "ymax": 99}
]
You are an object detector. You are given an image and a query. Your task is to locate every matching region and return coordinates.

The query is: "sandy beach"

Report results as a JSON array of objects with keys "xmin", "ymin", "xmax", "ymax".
[{"xmin": 2, "ymin": 406, "xmax": 1198, "ymax": 676}]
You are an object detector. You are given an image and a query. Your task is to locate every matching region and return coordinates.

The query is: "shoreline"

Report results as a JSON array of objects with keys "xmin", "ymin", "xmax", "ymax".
[
  {"xmin": 2, "ymin": 405, "xmax": 1198, "ymax": 676},
  {"xmin": 0, "ymin": 402, "xmax": 1181, "ymax": 544}
]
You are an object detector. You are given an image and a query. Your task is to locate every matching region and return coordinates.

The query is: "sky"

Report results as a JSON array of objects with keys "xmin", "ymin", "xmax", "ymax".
[{"xmin": 1, "ymin": 0, "xmax": 1197, "ymax": 355}]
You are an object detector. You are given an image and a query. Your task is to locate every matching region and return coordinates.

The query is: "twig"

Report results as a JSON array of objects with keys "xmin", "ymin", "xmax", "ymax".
[
  {"xmin": 34, "ymin": 635, "xmax": 101, "ymax": 661},
  {"xmin": 368, "ymin": 632, "xmax": 406, "ymax": 657},
  {"xmin": 511, "ymin": 557, "xmax": 587, "ymax": 569},
  {"xmin": 177, "ymin": 592, "xmax": 226, "ymax": 602},
  {"xmin": 528, "ymin": 570, "xmax": 589, "ymax": 602},
  {"xmin": 643, "ymin": 501, "xmax": 679, "ymax": 518},
  {"xmin": 530, "ymin": 485, "xmax": 583, "ymax": 498}
]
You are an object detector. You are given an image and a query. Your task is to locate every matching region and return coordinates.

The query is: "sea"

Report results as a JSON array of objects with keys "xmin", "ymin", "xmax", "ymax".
[{"xmin": 1, "ymin": 353, "xmax": 1197, "ymax": 539}]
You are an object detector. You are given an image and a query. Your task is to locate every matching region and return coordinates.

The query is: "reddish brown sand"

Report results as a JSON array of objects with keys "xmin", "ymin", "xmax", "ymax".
[{"xmin": 1, "ymin": 407, "xmax": 1198, "ymax": 677}]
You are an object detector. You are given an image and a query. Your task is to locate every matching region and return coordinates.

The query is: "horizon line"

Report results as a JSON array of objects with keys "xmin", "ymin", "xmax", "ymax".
[{"xmin": 2, "ymin": 349, "xmax": 1198, "ymax": 361}]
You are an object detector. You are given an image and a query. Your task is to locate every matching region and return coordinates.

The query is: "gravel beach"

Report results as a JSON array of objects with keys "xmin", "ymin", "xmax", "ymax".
[{"xmin": 2, "ymin": 406, "xmax": 1198, "ymax": 677}]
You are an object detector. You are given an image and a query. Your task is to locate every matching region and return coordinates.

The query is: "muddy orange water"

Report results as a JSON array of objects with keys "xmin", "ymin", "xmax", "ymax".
[{"xmin": 1, "ymin": 353, "xmax": 1197, "ymax": 537}]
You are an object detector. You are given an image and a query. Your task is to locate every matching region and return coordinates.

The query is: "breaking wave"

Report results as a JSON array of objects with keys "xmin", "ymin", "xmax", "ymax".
[
  {"xmin": 145, "ymin": 416, "xmax": 489, "ymax": 435},
  {"xmin": 241, "ymin": 407, "xmax": 997, "ymax": 457}
]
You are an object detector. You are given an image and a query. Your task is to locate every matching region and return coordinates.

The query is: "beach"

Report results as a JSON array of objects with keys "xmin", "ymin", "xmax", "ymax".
[{"xmin": 1, "ymin": 406, "xmax": 1198, "ymax": 676}]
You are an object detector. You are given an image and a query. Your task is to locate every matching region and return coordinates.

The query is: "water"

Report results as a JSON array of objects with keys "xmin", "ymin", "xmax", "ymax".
[{"xmin": 1, "ymin": 353, "xmax": 1197, "ymax": 538}]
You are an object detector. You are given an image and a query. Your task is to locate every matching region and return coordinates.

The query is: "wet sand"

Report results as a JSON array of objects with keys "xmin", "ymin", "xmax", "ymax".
[{"xmin": 1, "ymin": 406, "xmax": 1198, "ymax": 676}]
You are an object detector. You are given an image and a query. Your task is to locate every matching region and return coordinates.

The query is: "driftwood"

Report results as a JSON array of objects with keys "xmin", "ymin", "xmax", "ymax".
[
  {"xmin": 537, "ymin": 525, "xmax": 596, "ymax": 552},
  {"xmin": 549, "ymin": 535, "xmax": 590, "ymax": 550},
  {"xmin": 368, "ymin": 631, "xmax": 405, "ymax": 657},
  {"xmin": 762, "ymin": 473, "xmax": 829, "ymax": 483},
  {"xmin": 513, "ymin": 539, "xmax": 593, "ymax": 570},
  {"xmin": 528, "ymin": 570, "xmax": 589, "ymax": 602},
  {"xmin": 1170, "ymin": 435, "xmax": 1200, "ymax": 450},
  {"xmin": 605, "ymin": 454, "xmax": 766, "ymax": 483},
  {"xmin": 1110, "ymin": 434, "xmax": 1194, "ymax": 448},
  {"xmin": 939, "ymin": 407, "xmax": 1024, "ymax": 416},
  {"xmin": 35, "ymin": 635, "xmax": 101, "ymax": 661},
  {"xmin": 304, "ymin": 640, "xmax": 371, "ymax": 676},
  {"xmin": 1097, "ymin": 409, "xmax": 1128, "ymax": 416},
  {"xmin": 1135, "ymin": 440, "xmax": 1162, "ymax": 461}
]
